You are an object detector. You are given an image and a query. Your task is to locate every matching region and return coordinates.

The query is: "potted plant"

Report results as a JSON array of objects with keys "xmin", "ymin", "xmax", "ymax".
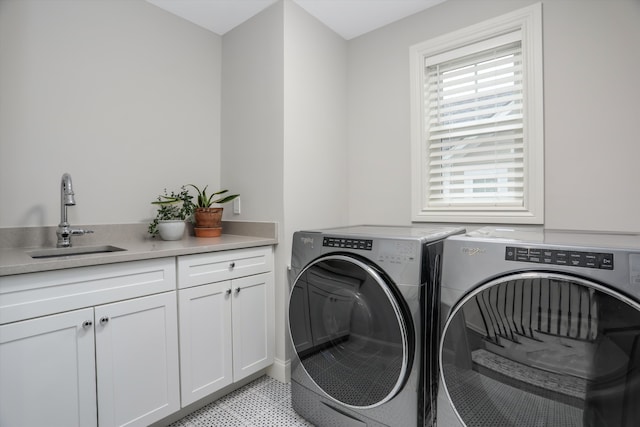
[
  {"xmin": 187, "ymin": 184, "xmax": 239, "ymax": 237},
  {"xmin": 148, "ymin": 187, "xmax": 194, "ymax": 240}
]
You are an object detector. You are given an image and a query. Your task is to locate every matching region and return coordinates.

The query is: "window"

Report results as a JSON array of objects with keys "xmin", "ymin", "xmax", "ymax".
[{"xmin": 410, "ymin": 4, "xmax": 543, "ymax": 224}]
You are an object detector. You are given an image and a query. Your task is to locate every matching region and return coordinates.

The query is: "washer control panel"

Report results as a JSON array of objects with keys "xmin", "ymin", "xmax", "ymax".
[
  {"xmin": 506, "ymin": 246, "xmax": 614, "ymax": 270},
  {"xmin": 323, "ymin": 237, "xmax": 373, "ymax": 250},
  {"xmin": 377, "ymin": 240, "xmax": 418, "ymax": 264},
  {"xmin": 322, "ymin": 237, "xmax": 418, "ymax": 264}
]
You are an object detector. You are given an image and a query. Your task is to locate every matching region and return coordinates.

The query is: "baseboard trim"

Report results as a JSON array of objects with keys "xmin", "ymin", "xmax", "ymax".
[{"xmin": 266, "ymin": 357, "xmax": 290, "ymax": 383}]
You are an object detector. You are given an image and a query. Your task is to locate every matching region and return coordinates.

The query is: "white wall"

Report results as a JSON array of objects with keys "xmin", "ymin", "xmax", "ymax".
[
  {"xmin": 221, "ymin": 2, "xmax": 284, "ymax": 225},
  {"xmin": 0, "ymin": 0, "xmax": 222, "ymax": 228},
  {"xmin": 221, "ymin": 0, "xmax": 349, "ymax": 380},
  {"xmin": 221, "ymin": 0, "xmax": 287, "ymax": 380},
  {"xmin": 282, "ymin": 0, "xmax": 349, "ymax": 362},
  {"xmin": 347, "ymin": 0, "xmax": 640, "ymax": 232},
  {"xmin": 542, "ymin": 0, "xmax": 639, "ymax": 231},
  {"xmin": 283, "ymin": 0, "xmax": 349, "ymax": 238}
]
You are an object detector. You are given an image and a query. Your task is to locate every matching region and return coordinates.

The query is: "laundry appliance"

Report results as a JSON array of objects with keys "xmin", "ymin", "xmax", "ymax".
[
  {"xmin": 288, "ymin": 225, "xmax": 464, "ymax": 427},
  {"xmin": 438, "ymin": 227, "xmax": 640, "ymax": 427}
]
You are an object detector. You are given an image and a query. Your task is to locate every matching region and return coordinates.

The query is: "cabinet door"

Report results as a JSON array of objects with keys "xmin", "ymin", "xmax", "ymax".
[
  {"xmin": 178, "ymin": 281, "xmax": 233, "ymax": 406},
  {"xmin": 231, "ymin": 272, "xmax": 274, "ymax": 381},
  {"xmin": 95, "ymin": 292, "xmax": 179, "ymax": 427},
  {"xmin": 0, "ymin": 308, "xmax": 97, "ymax": 427}
]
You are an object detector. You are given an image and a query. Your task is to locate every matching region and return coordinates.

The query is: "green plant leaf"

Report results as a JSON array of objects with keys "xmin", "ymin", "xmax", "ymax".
[
  {"xmin": 213, "ymin": 194, "xmax": 240, "ymax": 204},
  {"xmin": 149, "ymin": 186, "xmax": 195, "ymax": 235},
  {"xmin": 186, "ymin": 184, "xmax": 239, "ymax": 208}
]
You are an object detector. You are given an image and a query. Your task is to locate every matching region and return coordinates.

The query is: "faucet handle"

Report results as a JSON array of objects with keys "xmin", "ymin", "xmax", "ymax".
[{"xmin": 70, "ymin": 229, "xmax": 94, "ymax": 236}]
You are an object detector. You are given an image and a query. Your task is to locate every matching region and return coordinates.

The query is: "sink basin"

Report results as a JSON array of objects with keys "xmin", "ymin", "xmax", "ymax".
[{"xmin": 28, "ymin": 245, "xmax": 127, "ymax": 259}]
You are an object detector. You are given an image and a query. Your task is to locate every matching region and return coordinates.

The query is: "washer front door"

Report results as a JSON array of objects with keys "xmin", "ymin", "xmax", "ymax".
[
  {"xmin": 440, "ymin": 272, "xmax": 640, "ymax": 427},
  {"xmin": 289, "ymin": 255, "xmax": 413, "ymax": 409}
]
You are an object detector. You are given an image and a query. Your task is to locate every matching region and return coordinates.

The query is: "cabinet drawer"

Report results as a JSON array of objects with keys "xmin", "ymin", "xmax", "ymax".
[
  {"xmin": 0, "ymin": 258, "xmax": 176, "ymax": 325},
  {"xmin": 177, "ymin": 246, "xmax": 273, "ymax": 289}
]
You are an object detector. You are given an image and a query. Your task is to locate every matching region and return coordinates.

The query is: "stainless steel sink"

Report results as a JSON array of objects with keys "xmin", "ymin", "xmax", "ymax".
[{"xmin": 28, "ymin": 245, "xmax": 127, "ymax": 259}]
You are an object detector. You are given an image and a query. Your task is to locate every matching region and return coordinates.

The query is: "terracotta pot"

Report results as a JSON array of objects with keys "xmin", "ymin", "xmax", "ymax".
[
  {"xmin": 194, "ymin": 227, "xmax": 222, "ymax": 237},
  {"xmin": 194, "ymin": 207, "xmax": 223, "ymax": 229}
]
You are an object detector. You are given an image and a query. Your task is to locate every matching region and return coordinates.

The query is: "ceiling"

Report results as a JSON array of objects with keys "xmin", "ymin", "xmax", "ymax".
[{"xmin": 146, "ymin": 0, "xmax": 447, "ymax": 40}]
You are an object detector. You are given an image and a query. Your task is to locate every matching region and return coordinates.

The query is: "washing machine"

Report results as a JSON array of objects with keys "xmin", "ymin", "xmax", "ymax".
[
  {"xmin": 438, "ymin": 227, "xmax": 640, "ymax": 427},
  {"xmin": 288, "ymin": 225, "xmax": 464, "ymax": 427}
]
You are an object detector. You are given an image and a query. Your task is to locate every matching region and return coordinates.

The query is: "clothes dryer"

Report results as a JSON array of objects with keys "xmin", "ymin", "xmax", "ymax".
[
  {"xmin": 438, "ymin": 227, "xmax": 640, "ymax": 427},
  {"xmin": 289, "ymin": 225, "xmax": 464, "ymax": 427}
]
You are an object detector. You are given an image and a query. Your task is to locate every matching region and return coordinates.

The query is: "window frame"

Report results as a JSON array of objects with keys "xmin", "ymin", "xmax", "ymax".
[{"xmin": 410, "ymin": 3, "xmax": 544, "ymax": 224}]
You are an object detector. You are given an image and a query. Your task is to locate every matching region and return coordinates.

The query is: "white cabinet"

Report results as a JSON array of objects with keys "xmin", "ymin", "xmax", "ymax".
[
  {"xmin": 0, "ymin": 308, "xmax": 97, "ymax": 427},
  {"xmin": 177, "ymin": 247, "xmax": 274, "ymax": 406},
  {"xmin": 0, "ymin": 245, "xmax": 276, "ymax": 424},
  {"xmin": 231, "ymin": 273, "xmax": 274, "ymax": 380},
  {"xmin": 178, "ymin": 281, "xmax": 233, "ymax": 404},
  {"xmin": 177, "ymin": 246, "xmax": 272, "ymax": 288},
  {"xmin": 0, "ymin": 258, "xmax": 179, "ymax": 427},
  {"xmin": 95, "ymin": 292, "xmax": 180, "ymax": 427}
]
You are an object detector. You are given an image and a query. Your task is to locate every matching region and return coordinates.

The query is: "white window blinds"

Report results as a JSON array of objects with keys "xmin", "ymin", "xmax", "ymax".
[{"xmin": 424, "ymin": 32, "xmax": 524, "ymax": 208}]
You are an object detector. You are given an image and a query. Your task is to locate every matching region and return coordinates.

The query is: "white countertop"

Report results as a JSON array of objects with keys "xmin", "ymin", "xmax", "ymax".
[{"xmin": 0, "ymin": 221, "xmax": 278, "ymax": 276}]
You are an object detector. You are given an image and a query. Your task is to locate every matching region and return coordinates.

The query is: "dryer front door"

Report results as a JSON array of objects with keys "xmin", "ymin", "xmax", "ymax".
[
  {"xmin": 289, "ymin": 255, "xmax": 413, "ymax": 409},
  {"xmin": 440, "ymin": 272, "xmax": 640, "ymax": 427}
]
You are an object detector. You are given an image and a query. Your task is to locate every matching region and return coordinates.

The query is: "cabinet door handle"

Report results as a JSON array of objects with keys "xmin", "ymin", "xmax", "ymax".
[
  {"xmin": 100, "ymin": 316, "xmax": 110, "ymax": 325},
  {"xmin": 229, "ymin": 262, "xmax": 236, "ymax": 269},
  {"xmin": 235, "ymin": 287, "xmax": 241, "ymax": 294},
  {"xmin": 226, "ymin": 289, "xmax": 232, "ymax": 295},
  {"xmin": 82, "ymin": 320, "xmax": 93, "ymax": 329}
]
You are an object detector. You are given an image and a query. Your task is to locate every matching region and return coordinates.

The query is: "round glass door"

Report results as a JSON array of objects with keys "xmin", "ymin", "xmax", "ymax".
[
  {"xmin": 440, "ymin": 272, "xmax": 640, "ymax": 427},
  {"xmin": 289, "ymin": 255, "xmax": 412, "ymax": 408}
]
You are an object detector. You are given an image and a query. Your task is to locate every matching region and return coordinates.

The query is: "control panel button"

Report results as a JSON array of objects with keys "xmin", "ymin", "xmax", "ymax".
[
  {"xmin": 505, "ymin": 246, "xmax": 614, "ymax": 270},
  {"xmin": 569, "ymin": 252, "xmax": 584, "ymax": 267},
  {"xmin": 584, "ymin": 253, "xmax": 598, "ymax": 268},
  {"xmin": 505, "ymin": 247, "xmax": 516, "ymax": 261},
  {"xmin": 323, "ymin": 237, "xmax": 373, "ymax": 251},
  {"xmin": 554, "ymin": 251, "xmax": 568, "ymax": 265},
  {"xmin": 599, "ymin": 253, "xmax": 614, "ymax": 269}
]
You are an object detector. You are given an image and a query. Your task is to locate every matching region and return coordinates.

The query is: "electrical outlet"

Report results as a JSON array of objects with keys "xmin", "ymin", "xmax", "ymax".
[{"xmin": 233, "ymin": 197, "xmax": 241, "ymax": 215}]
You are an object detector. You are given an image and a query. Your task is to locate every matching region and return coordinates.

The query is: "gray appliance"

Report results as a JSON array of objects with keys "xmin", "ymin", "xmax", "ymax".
[
  {"xmin": 288, "ymin": 225, "xmax": 464, "ymax": 427},
  {"xmin": 438, "ymin": 227, "xmax": 640, "ymax": 427}
]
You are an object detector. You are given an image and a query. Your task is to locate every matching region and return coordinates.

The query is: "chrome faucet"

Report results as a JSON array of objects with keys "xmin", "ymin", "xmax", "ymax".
[{"xmin": 57, "ymin": 173, "xmax": 93, "ymax": 248}]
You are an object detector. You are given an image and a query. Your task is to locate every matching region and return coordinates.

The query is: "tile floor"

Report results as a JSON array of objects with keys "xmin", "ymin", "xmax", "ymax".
[{"xmin": 169, "ymin": 376, "xmax": 315, "ymax": 427}]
